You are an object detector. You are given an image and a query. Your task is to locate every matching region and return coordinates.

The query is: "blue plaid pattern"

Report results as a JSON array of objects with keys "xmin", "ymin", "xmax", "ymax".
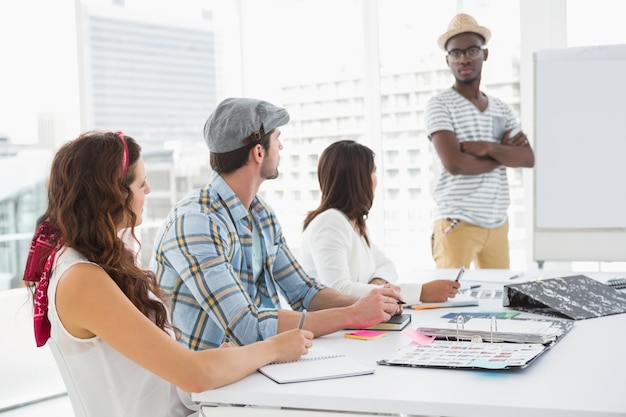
[{"xmin": 151, "ymin": 175, "xmax": 324, "ymax": 350}]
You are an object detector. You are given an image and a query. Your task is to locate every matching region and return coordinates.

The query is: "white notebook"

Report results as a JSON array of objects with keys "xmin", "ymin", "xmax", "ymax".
[
  {"xmin": 258, "ymin": 347, "xmax": 375, "ymax": 384},
  {"xmin": 407, "ymin": 293, "xmax": 479, "ymax": 310}
]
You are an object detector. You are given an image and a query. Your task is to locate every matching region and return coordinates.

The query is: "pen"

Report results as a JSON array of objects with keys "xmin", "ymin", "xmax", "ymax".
[
  {"xmin": 443, "ymin": 218, "xmax": 460, "ymax": 235},
  {"xmin": 470, "ymin": 285, "xmax": 481, "ymax": 289},
  {"xmin": 412, "ymin": 305, "xmax": 441, "ymax": 311},
  {"xmin": 509, "ymin": 273, "xmax": 524, "ymax": 280},
  {"xmin": 455, "ymin": 266, "xmax": 465, "ymax": 282},
  {"xmin": 297, "ymin": 309, "xmax": 307, "ymax": 329}
]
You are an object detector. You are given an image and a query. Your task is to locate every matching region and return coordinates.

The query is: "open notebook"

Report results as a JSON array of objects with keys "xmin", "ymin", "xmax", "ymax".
[{"xmin": 258, "ymin": 347, "xmax": 375, "ymax": 384}]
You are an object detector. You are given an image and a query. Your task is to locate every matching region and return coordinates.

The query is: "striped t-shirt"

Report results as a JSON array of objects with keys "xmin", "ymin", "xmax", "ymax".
[{"xmin": 425, "ymin": 87, "xmax": 518, "ymax": 228}]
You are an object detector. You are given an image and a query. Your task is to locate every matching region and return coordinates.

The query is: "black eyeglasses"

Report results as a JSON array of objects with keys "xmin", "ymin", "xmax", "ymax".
[{"xmin": 447, "ymin": 46, "xmax": 485, "ymax": 62}]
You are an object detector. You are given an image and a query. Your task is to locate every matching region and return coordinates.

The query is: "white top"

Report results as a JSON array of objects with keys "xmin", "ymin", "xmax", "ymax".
[
  {"xmin": 47, "ymin": 247, "xmax": 198, "ymax": 417},
  {"xmin": 299, "ymin": 209, "xmax": 422, "ymax": 304}
]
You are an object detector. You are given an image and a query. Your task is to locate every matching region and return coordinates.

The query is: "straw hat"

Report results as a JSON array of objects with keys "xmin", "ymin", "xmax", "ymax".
[{"xmin": 437, "ymin": 13, "xmax": 491, "ymax": 51}]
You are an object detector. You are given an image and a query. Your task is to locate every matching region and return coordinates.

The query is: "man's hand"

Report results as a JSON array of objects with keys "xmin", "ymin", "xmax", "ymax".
[
  {"xmin": 502, "ymin": 128, "xmax": 530, "ymax": 147},
  {"xmin": 345, "ymin": 286, "xmax": 402, "ymax": 328}
]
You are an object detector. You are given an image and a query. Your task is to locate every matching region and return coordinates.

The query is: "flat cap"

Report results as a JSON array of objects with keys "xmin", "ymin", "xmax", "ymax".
[{"xmin": 203, "ymin": 97, "xmax": 290, "ymax": 153}]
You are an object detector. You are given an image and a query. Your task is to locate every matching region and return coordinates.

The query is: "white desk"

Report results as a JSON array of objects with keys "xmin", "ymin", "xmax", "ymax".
[{"xmin": 193, "ymin": 271, "xmax": 626, "ymax": 417}]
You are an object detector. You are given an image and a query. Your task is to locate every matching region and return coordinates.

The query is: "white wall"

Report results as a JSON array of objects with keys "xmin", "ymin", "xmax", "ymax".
[{"xmin": 0, "ymin": 288, "xmax": 66, "ymax": 411}]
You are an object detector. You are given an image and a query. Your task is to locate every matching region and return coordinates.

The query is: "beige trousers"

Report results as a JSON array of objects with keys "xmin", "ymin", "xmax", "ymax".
[{"xmin": 432, "ymin": 218, "xmax": 510, "ymax": 269}]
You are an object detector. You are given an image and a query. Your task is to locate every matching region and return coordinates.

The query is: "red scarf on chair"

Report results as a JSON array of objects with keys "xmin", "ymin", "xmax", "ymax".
[{"xmin": 22, "ymin": 220, "xmax": 63, "ymax": 347}]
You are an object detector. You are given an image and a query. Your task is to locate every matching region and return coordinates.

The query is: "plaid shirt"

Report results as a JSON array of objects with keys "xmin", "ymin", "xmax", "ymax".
[{"xmin": 151, "ymin": 174, "xmax": 324, "ymax": 350}]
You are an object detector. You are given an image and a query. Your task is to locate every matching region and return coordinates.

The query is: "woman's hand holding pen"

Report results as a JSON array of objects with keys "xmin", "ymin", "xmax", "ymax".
[
  {"xmin": 267, "ymin": 327, "xmax": 313, "ymax": 363},
  {"xmin": 420, "ymin": 279, "xmax": 460, "ymax": 303}
]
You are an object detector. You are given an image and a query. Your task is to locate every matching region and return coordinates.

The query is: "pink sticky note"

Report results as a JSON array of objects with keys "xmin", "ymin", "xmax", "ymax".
[{"xmin": 401, "ymin": 328, "xmax": 435, "ymax": 345}]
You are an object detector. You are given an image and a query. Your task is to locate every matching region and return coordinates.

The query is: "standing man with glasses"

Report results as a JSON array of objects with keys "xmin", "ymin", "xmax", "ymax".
[{"xmin": 425, "ymin": 14, "xmax": 535, "ymax": 269}]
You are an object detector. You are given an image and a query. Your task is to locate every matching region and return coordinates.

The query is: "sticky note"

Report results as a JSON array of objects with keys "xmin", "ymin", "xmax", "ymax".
[
  {"xmin": 344, "ymin": 330, "xmax": 387, "ymax": 340},
  {"xmin": 401, "ymin": 328, "xmax": 436, "ymax": 345}
]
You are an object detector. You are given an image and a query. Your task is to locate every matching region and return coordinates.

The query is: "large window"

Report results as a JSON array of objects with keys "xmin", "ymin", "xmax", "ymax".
[
  {"xmin": 1, "ymin": 3, "xmax": 625, "ymax": 414},
  {"xmin": 1, "ymin": 0, "xmax": 626, "ymax": 293},
  {"xmin": 235, "ymin": 0, "xmax": 524, "ymax": 276}
]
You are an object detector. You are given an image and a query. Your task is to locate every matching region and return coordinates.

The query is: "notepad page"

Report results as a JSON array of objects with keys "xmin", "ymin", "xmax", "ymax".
[
  {"xmin": 267, "ymin": 347, "xmax": 344, "ymax": 364},
  {"xmin": 259, "ymin": 347, "xmax": 375, "ymax": 384}
]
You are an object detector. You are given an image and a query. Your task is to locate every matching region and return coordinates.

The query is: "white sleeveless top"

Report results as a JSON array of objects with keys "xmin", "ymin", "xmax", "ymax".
[{"xmin": 47, "ymin": 247, "xmax": 198, "ymax": 417}]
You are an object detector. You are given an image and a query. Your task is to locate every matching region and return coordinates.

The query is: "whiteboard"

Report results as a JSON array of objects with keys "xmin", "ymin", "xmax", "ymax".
[{"xmin": 533, "ymin": 44, "xmax": 626, "ymax": 262}]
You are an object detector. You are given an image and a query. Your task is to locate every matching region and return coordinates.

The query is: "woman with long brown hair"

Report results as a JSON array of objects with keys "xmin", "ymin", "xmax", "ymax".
[
  {"xmin": 300, "ymin": 140, "xmax": 459, "ymax": 306},
  {"xmin": 23, "ymin": 131, "xmax": 312, "ymax": 417}
]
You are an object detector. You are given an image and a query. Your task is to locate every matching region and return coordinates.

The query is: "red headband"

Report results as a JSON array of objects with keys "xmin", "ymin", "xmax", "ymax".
[{"xmin": 115, "ymin": 131, "xmax": 129, "ymax": 179}]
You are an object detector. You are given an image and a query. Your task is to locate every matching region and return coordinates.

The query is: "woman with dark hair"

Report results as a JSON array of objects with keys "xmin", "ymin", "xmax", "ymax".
[
  {"xmin": 301, "ymin": 140, "xmax": 459, "ymax": 306},
  {"xmin": 23, "ymin": 131, "xmax": 312, "ymax": 417}
]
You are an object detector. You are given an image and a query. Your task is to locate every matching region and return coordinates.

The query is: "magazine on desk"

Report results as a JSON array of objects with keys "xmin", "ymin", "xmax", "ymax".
[{"xmin": 415, "ymin": 316, "xmax": 574, "ymax": 345}]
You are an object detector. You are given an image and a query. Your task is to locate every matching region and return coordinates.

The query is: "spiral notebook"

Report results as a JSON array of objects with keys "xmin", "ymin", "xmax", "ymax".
[{"xmin": 258, "ymin": 347, "xmax": 375, "ymax": 384}]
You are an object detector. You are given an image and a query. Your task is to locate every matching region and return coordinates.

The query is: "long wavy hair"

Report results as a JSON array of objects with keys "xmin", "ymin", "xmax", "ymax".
[
  {"xmin": 27, "ymin": 131, "xmax": 174, "ymax": 334},
  {"xmin": 302, "ymin": 140, "xmax": 375, "ymax": 246}
]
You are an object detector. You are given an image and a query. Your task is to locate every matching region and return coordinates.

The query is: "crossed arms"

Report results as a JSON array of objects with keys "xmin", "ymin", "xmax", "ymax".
[{"xmin": 431, "ymin": 128, "xmax": 535, "ymax": 175}]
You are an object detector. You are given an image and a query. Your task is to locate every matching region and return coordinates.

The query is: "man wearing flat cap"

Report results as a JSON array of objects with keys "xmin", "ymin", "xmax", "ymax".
[
  {"xmin": 151, "ymin": 97, "xmax": 402, "ymax": 350},
  {"xmin": 425, "ymin": 14, "xmax": 535, "ymax": 269}
]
